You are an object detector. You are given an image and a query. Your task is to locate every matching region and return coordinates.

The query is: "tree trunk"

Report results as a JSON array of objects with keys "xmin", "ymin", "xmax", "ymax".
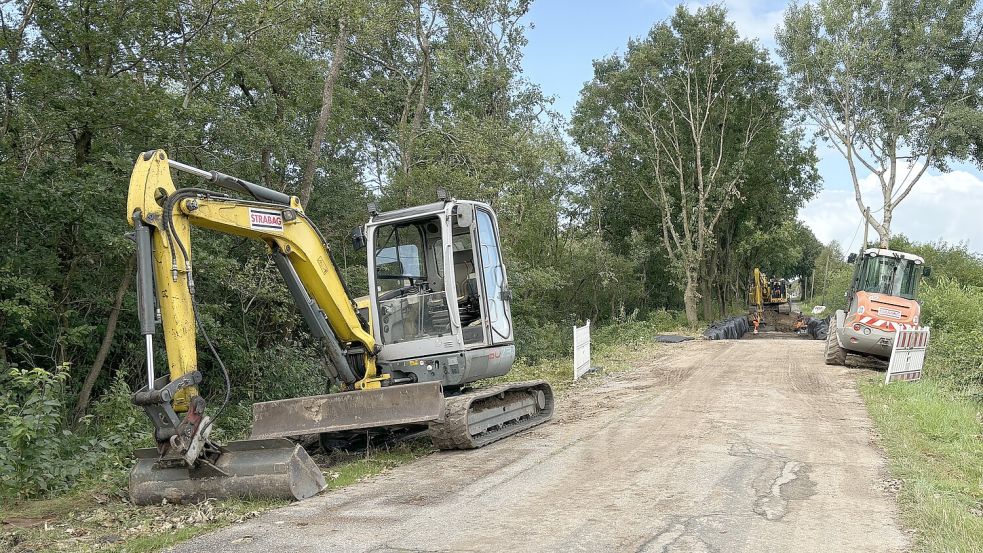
[
  {"xmin": 399, "ymin": 3, "xmax": 433, "ymax": 185},
  {"xmin": 299, "ymin": 20, "xmax": 349, "ymax": 208},
  {"xmin": 74, "ymin": 125, "xmax": 93, "ymax": 167},
  {"xmin": 683, "ymin": 272, "xmax": 699, "ymax": 326},
  {"xmin": 878, "ymin": 208, "xmax": 892, "ymax": 247},
  {"xmin": 74, "ymin": 254, "xmax": 135, "ymax": 422},
  {"xmin": 701, "ymin": 278, "xmax": 714, "ymax": 321}
]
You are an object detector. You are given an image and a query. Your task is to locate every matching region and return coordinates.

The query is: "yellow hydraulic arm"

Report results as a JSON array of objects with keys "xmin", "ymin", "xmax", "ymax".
[
  {"xmin": 126, "ymin": 150, "xmax": 383, "ymax": 415},
  {"xmin": 749, "ymin": 267, "xmax": 766, "ymax": 312}
]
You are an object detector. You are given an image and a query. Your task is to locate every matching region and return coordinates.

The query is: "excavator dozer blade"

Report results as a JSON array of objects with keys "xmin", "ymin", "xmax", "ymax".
[
  {"xmin": 249, "ymin": 381, "xmax": 445, "ymax": 439},
  {"xmin": 129, "ymin": 438, "xmax": 326, "ymax": 506}
]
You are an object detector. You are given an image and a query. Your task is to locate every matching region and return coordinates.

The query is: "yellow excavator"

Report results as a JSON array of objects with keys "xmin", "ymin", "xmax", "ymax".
[
  {"xmin": 126, "ymin": 150, "xmax": 553, "ymax": 505},
  {"xmin": 748, "ymin": 267, "xmax": 793, "ymax": 334}
]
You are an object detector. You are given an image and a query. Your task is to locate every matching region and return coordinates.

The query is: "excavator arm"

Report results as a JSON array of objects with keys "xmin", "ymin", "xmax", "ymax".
[
  {"xmin": 127, "ymin": 150, "xmax": 382, "ymax": 397},
  {"xmin": 125, "ymin": 150, "xmax": 443, "ymax": 506}
]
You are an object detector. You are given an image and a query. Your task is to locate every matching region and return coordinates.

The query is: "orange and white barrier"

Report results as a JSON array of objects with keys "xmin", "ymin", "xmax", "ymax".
[
  {"xmin": 857, "ymin": 314, "xmax": 917, "ymax": 332},
  {"xmin": 885, "ymin": 327, "xmax": 931, "ymax": 383}
]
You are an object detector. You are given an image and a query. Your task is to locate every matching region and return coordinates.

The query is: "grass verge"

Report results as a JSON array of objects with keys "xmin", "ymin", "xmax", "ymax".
[
  {"xmin": 859, "ymin": 378, "xmax": 983, "ymax": 552},
  {"xmin": 498, "ymin": 320, "xmax": 699, "ymax": 393}
]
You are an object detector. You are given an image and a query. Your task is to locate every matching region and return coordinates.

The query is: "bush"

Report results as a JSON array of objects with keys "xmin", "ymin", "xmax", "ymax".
[
  {"xmin": 919, "ymin": 277, "xmax": 983, "ymax": 402},
  {"xmin": 83, "ymin": 373, "xmax": 153, "ymax": 484},
  {"xmin": 0, "ymin": 367, "xmax": 148, "ymax": 500},
  {"xmin": 514, "ymin": 320, "xmax": 571, "ymax": 363},
  {"xmin": 0, "ymin": 366, "xmax": 78, "ymax": 499},
  {"xmin": 593, "ymin": 309, "xmax": 690, "ymax": 349}
]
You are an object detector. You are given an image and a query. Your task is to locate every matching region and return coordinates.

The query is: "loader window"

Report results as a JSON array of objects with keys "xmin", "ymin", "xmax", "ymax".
[{"xmin": 857, "ymin": 256, "xmax": 921, "ymax": 299}]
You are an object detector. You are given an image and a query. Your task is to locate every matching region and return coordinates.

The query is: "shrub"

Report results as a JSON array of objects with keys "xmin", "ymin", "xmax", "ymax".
[
  {"xmin": 0, "ymin": 366, "xmax": 78, "ymax": 499},
  {"xmin": 82, "ymin": 373, "xmax": 153, "ymax": 485},
  {"xmin": 515, "ymin": 320, "xmax": 571, "ymax": 363},
  {"xmin": 919, "ymin": 277, "xmax": 983, "ymax": 401},
  {"xmin": 0, "ymin": 367, "xmax": 149, "ymax": 500}
]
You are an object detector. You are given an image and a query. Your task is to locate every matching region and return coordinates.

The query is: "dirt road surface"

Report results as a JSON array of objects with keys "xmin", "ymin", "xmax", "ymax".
[{"xmin": 173, "ymin": 339, "xmax": 908, "ymax": 552}]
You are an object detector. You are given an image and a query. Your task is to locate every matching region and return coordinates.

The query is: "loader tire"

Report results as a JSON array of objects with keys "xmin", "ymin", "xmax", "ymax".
[{"xmin": 824, "ymin": 318, "xmax": 847, "ymax": 366}]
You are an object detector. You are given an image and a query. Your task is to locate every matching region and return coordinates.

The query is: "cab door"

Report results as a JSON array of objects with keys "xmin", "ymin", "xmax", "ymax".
[{"xmin": 474, "ymin": 207, "xmax": 513, "ymax": 344}]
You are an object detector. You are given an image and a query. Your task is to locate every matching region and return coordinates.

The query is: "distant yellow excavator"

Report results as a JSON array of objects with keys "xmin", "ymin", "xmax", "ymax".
[
  {"xmin": 748, "ymin": 267, "xmax": 792, "ymax": 334},
  {"xmin": 125, "ymin": 150, "xmax": 553, "ymax": 505}
]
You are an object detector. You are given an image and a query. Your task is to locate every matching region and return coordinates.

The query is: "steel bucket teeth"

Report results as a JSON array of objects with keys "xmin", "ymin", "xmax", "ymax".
[{"xmin": 128, "ymin": 438, "xmax": 326, "ymax": 506}]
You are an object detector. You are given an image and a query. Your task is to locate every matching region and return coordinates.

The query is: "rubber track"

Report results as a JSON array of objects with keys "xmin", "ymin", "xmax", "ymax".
[{"xmin": 430, "ymin": 380, "xmax": 554, "ymax": 450}]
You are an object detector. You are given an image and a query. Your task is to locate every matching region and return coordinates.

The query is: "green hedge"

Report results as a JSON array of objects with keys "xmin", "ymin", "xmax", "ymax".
[{"xmin": 919, "ymin": 277, "xmax": 983, "ymax": 402}]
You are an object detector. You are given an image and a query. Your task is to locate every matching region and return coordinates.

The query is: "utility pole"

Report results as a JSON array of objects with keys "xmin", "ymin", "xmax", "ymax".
[
  {"xmin": 821, "ymin": 249, "xmax": 831, "ymax": 305},
  {"xmin": 810, "ymin": 269, "xmax": 815, "ymax": 301}
]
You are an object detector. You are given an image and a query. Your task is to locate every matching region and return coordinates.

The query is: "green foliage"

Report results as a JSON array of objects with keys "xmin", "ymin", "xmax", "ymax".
[
  {"xmin": 860, "ymin": 379, "xmax": 983, "ymax": 552},
  {"xmin": 572, "ymin": 4, "xmax": 820, "ymax": 323},
  {"xmin": 805, "ymin": 241, "xmax": 854, "ymax": 312},
  {"xmin": 918, "ymin": 277, "xmax": 983, "ymax": 401},
  {"xmin": 0, "ymin": 366, "xmax": 75, "ymax": 499},
  {"xmin": 779, "ymin": 0, "xmax": 983, "ymax": 169},
  {"xmin": 890, "ymin": 236, "xmax": 983, "ymax": 288},
  {"xmin": 591, "ymin": 310, "xmax": 692, "ymax": 348},
  {"xmin": 0, "ymin": 367, "xmax": 147, "ymax": 500},
  {"xmin": 778, "ymin": 0, "xmax": 983, "ymax": 245},
  {"xmin": 740, "ymin": 220, "xmax": 824, "ymax": 280}
]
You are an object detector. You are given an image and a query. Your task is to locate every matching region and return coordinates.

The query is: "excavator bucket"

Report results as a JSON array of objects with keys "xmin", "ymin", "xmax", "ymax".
[
  {"xmin": 128, "ymin": 383, "xmax": 444, "ymax": 506},
  {"xmin": 249, "ymin": 381, "xmax": 445, "ymax": 439},
  {"xmin": 129, "ymin": 438, "xmax": 326, "ymax": 506}
]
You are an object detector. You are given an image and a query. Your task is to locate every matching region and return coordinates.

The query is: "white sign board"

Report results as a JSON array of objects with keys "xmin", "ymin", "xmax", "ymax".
[
  {"xmin": 885, "ymin": 327, "xmax": 930, "ymax": 383},
  {"xmin": 573, "ymin": 320, "xmax": 591, "ymax": 380}
]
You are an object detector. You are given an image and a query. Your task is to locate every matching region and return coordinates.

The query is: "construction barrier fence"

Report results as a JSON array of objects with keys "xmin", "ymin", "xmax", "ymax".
[
  {"xmin": 573, "ymin": 320, "xmax": 591, "ymax": 381},
  {"xmin": 885, "ymin": 327, "xmax": 931, "ymax": 383}
]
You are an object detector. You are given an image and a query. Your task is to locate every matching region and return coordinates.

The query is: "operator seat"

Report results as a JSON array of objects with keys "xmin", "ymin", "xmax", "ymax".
[{"xmin": 453, "ymin": 250, "xmax": 481, "ymax": 327}]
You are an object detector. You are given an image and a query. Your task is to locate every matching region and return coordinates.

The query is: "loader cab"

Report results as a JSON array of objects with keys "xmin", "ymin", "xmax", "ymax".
[
  {"xmin": 846, "ymin": 248, "xmax": 927, "ymax": 303},
  {"xmin": 361, "ymin": 199, "xmax": 515, "ymax": 386}
]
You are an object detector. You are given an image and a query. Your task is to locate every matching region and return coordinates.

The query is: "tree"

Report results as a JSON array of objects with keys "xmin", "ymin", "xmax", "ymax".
[
  {"xmin": 573, "ymin": 5, "xmax": 814, "ymax": 324},
  {"xmin": 300, "ymin": 18, "xmax": 350, "ymax": 208},
  {"xmin": 778, "ymin": 0, "xmax": 983, "ymax": 248}
]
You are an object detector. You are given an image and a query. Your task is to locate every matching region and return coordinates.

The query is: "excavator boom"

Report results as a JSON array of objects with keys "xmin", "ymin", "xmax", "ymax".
[{"xmin": 125, "ymin": 151, "xmax": 444, "ymax": 505}]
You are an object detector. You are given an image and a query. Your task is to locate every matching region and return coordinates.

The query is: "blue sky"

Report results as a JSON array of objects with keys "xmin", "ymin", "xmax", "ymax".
[{"xmin": 520, "ymin": 0, "xmax": 983, "ymax": 253}]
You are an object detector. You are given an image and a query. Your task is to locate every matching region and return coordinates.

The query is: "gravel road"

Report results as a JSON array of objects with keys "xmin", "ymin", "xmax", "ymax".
[{"xmin": 172, "ymin": 339, "xmax": 908, "ymax": 552}]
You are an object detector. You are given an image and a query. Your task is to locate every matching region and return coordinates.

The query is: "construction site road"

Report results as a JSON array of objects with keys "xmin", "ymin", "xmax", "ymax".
[{"xmin": 172, "ymin": 339, "xmax": 908, "ymax": 553}]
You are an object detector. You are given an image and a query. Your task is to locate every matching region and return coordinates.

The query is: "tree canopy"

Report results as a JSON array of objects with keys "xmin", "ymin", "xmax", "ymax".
[
  {"xmin": 0, "ymin": 1, "xmax": 824, "ymax": 421},
  {"xmin": 777, "ymin": 0, "xmax": 983, "ymax": 247},
  {"xmin": 572, "ymin": 5, "xmax": 820, "ymax": 323}
]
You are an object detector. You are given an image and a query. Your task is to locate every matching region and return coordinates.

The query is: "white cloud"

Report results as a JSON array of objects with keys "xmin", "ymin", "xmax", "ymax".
[
  {"xmin": 800, "ymin": 170, "xmax": 983, "ymax": 253},
  {"xmin": 678, "ymin": 0, "xmax": 787, "ymax": 46}
]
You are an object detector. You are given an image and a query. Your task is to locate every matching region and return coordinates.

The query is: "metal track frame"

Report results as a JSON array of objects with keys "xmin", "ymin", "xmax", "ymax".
[{"xmin": 430, "ymin": 380, "xmax": 554, "ymax": 449}]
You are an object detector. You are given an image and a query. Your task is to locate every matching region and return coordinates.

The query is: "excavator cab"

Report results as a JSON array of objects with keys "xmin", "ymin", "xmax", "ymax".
[{"xmin": 364, "ymin": 200, "xmax": 515, "ymax": 388}]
